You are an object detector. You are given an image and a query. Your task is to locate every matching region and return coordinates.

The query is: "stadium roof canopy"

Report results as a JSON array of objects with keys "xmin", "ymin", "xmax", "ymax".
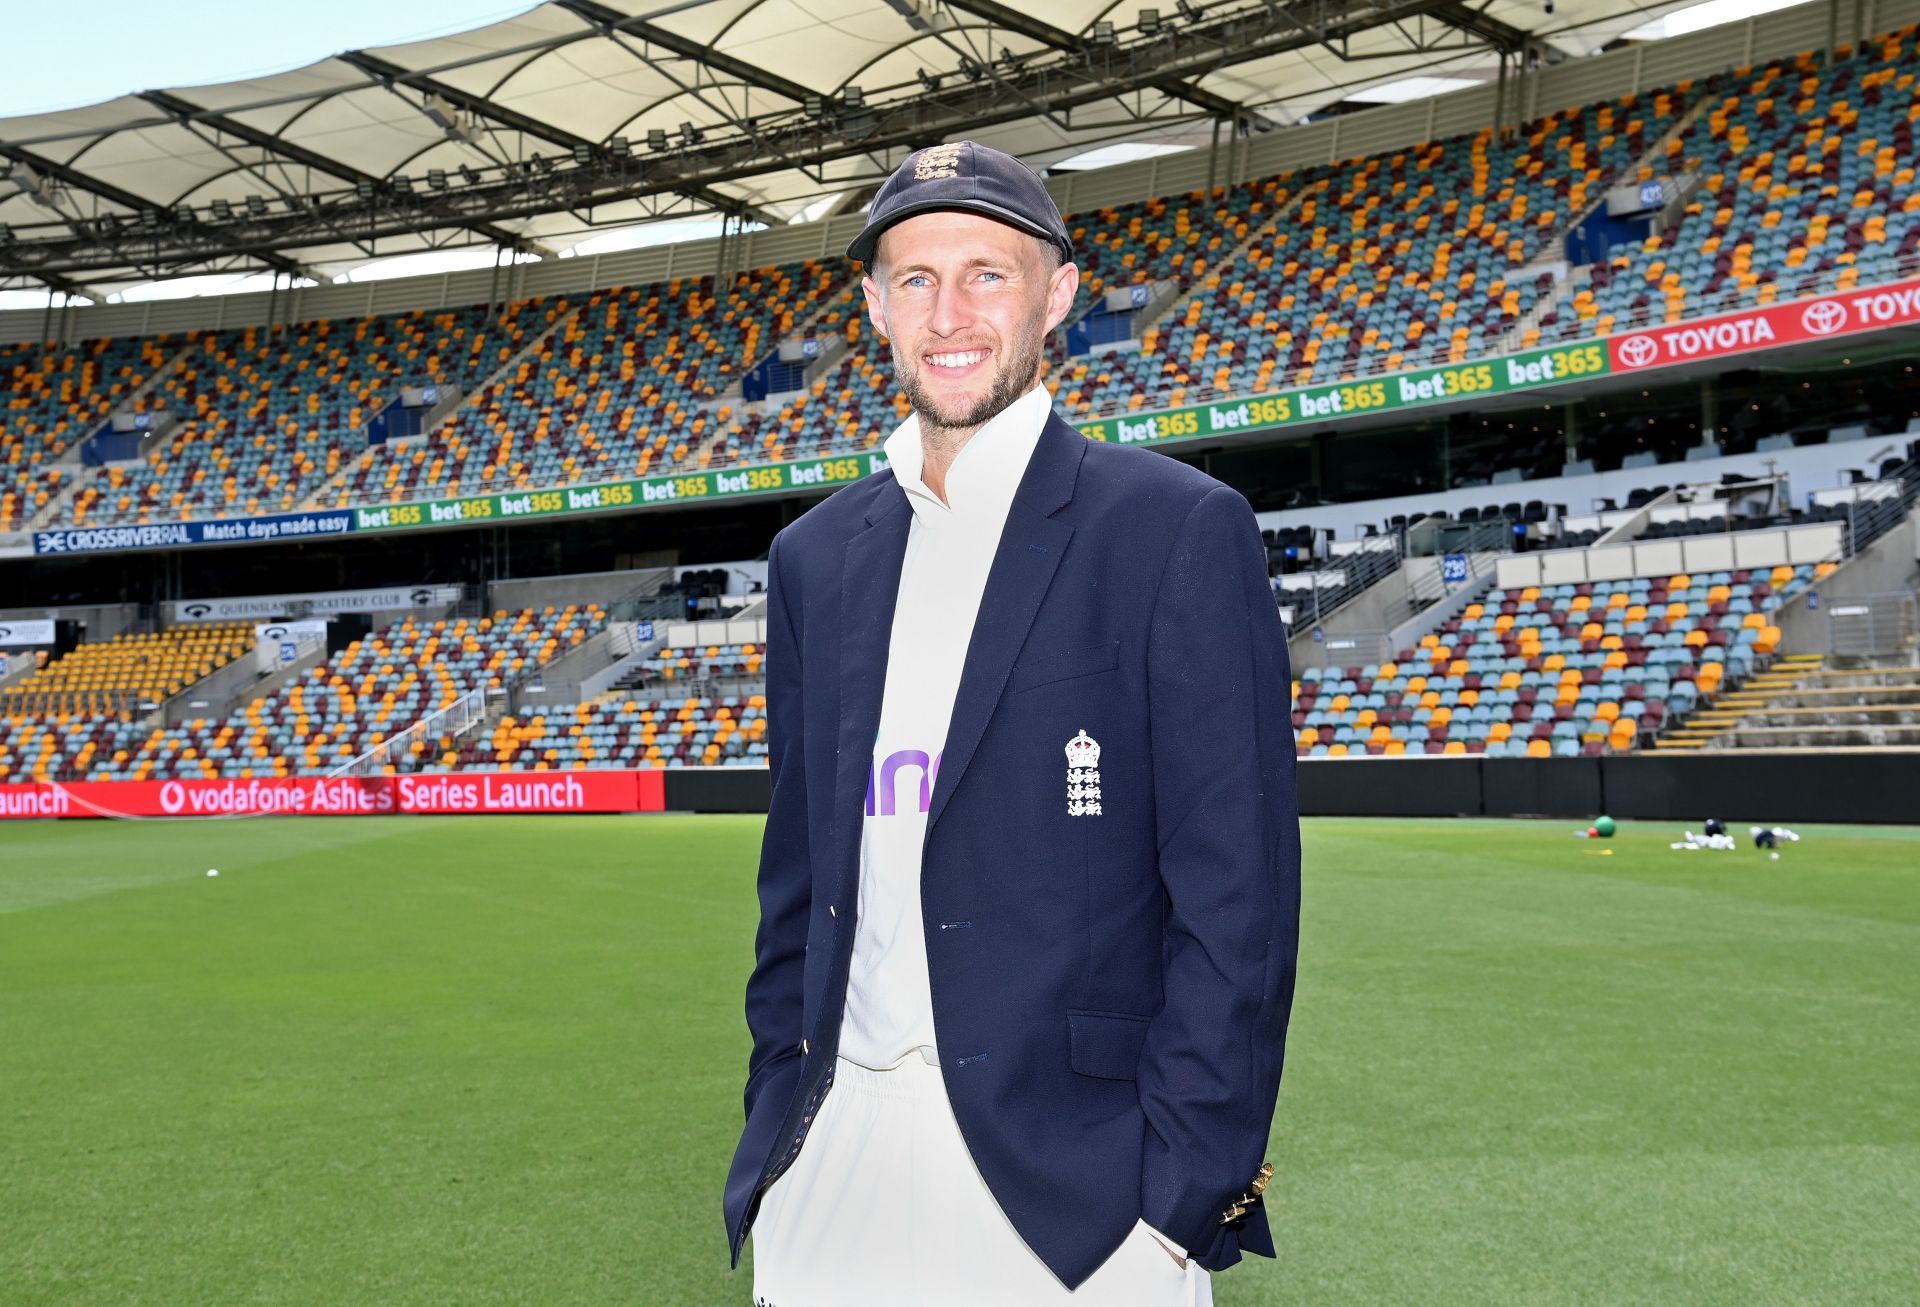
[{"xmin": 0, "ymin": 0, "xmax": 1770, "ymax": 294}]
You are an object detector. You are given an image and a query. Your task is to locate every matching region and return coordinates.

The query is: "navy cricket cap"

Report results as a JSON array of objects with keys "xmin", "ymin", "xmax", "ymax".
[{"xmin": 846, "ymin": 140, "xmax": 1074, "ymax": 267}]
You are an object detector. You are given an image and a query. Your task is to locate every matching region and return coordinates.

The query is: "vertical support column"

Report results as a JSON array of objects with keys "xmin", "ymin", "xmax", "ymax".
[
  {"xmin": 1699, "ymin": 379, "xmax": 1719, "ymax": 450},
  {"xmin": 1494, "ymin": 52, "xmax": 1508, "ymax": 142}
]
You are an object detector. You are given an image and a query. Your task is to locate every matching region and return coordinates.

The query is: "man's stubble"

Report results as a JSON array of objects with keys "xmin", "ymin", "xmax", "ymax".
[{"xmin": 892, "ymin": 305, "xmax": 1048, "ymax": 455}]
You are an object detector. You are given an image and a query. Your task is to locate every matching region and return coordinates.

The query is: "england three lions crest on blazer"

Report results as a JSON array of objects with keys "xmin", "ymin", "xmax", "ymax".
[{"xmin": 724, "ymin": 406, "xmax": 1302, "ymax": 1290}]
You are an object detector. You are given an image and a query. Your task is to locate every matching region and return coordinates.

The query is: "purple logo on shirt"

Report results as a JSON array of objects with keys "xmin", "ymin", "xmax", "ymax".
[{"xmin": 867, "ymin": 748, "xmax": 943, "ymax": 816}]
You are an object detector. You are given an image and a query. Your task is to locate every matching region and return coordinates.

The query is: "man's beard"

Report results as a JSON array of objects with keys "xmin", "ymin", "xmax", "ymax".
[{"xmin": 895, "ymin": 315, "xmax": 1047, "ymax": 441}]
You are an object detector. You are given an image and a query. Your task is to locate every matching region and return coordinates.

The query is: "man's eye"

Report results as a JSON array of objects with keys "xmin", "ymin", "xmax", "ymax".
[
  {"xmin": 977, "ymin": 271, "xmax": 1003, "ymax": 283},
  {"xmin": 903, "ymin": 275, "xmax": 930, "ymax": 288}
]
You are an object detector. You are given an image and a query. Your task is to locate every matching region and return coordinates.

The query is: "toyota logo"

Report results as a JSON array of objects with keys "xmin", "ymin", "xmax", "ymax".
[
  {"xmin": 1617, "ymin": 334, "xmax": 1659, "ymax": 368},
  {"xmin": 1801, "ymin": 299, "xmax": 1847, "ymax": 335}
]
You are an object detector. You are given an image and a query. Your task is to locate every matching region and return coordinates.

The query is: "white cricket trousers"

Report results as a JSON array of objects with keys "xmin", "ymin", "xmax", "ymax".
[{"xmin": 749, "ymin": 1053, "xmax": 1213, "ymax": 1307}]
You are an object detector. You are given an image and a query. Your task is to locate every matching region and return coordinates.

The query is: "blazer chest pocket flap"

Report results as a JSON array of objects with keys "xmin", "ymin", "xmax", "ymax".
[
  {"xmin": 1066, "ymin": 1009, "xmax": 1150, "ymax": 1080},
  {"xmin": 1009, "ymin": 640, "xmax": 1119, "ymax": 696}
]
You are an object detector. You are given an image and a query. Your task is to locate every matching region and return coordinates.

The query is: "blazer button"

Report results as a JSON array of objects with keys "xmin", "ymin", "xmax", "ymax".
[
  {"xmin": 801, "ymin": 1038, "xmax": 810, "ymax": 1055},
  {"xmin": 829, "ymin": 904, "xmax": 837, "ymax": 917}
]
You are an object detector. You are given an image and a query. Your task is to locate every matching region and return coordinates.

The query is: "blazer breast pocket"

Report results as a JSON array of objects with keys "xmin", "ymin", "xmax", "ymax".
[{"xmin": 1008, "ymin": 639, "xmax": 1120, "ymax": 696}]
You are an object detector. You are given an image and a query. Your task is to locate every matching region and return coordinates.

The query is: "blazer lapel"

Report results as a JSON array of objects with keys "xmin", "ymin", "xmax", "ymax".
[
  {"xmin": 834, "ymin": 486, "xmax": 911, "ymax": 903},
  {"xmin": 923, "ymin": 413, "xmax": 1087, "ymax": 841}
]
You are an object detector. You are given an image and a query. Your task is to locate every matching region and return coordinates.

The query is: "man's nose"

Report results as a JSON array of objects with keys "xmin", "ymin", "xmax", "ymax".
[{"xmin": 927, "ymin": 278, "xmax": 973, "ymax": 338}]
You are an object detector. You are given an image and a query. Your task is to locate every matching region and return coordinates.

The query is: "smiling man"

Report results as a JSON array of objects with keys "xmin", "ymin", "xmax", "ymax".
[{"xmin": 723, "ymin": 141, "xmax": 1301, "ymax": 1306}]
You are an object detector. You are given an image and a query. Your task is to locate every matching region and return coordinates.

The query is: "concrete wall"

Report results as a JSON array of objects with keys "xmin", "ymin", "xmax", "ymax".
[
  {"xmin": 1775, "ymin": 516, "xmax": 1920, "ymax": 653},
  {"xmin": 165, "ymin": 645, "xmax": 281, "ymax": 725},
  {"xmin": 488, "ymin": 567, "xmax": 671, "ymax": 615},
  {"xmin": 1495, "ymin": 522, "xmax": 1848, "ymax": 591},
  {"xmin": 0, "ymin": 603, "xmax": 142, "ymax": 641}
]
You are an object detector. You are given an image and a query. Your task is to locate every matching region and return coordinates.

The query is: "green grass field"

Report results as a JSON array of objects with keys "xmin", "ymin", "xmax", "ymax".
[{"xmin": 3, "ymin": 814, "xmax": 1916, "ymax": 1305}]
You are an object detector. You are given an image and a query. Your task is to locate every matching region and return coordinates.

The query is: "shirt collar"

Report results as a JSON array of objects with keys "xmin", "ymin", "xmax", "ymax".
[{"xmin": 882, "ymin": 382, "xmax": 1053, "ymax": 529}]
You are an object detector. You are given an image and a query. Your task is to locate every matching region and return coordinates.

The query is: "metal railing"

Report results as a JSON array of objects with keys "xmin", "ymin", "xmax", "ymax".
[
  {"xmin": 326, "ymin": 686, "xmax": 492, "ymax": 778},
  {"xmin": 1827, "ymin": 592, "xmax": 1920, "ymax": 657},
  {"xmin": 1843, "ymin": 453, "xmax": 1920, "ymax": 554},
  {"xmin": 1273, "ymin": 535, "xmax": 1402, "ymax": 630}
]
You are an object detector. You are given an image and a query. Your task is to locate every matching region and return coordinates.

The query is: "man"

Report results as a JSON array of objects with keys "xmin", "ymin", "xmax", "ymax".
[{"xmin": 723, "ymin": 140, "xmax": 1300, "ymax": 1305}]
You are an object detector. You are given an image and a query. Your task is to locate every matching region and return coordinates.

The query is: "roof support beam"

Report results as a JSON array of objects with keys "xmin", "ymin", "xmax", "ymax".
[
  {"xmin": 554, "ymin": 0, "xmax": 815, "ymax": 106},
  {"xmin": 1429, "ymin": 0, "xmax": 1531, "ymax": 53},
  {"xmin": 136, "ymin": 89, "xmax": 538, "ymax": 254},
  {"xmin": 3, "ymin": 0, "xmax": 1468, "ymax": 278},
  {"xmin": 337, "ymin": 49, "xmax": 781, "ymax": 229},
  {"xmin": 0, "ymin": 142, "xmax": 310, "ymax": 279},
  {"xmin": 937, "ymin": 0, "xmax": 1240, "ymax": 118}
]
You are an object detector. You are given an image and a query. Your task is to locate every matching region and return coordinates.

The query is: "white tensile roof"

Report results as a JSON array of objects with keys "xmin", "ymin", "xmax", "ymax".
[{"xmin": 0, "ymin": 0, "xmax": 1769, "ymax": 288}]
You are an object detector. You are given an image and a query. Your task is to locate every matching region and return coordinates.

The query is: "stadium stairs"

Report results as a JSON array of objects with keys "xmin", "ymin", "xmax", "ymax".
[
  {"xmin": 297, "ymin": 302, "xmax": 585, "ymax": 512},
  {"xmin": 1, "ymin": 336, "xmax": 176, "ymax": 532},
  {"xmin": 1659, "ymin": 654, "xmax": 1920, "ymax": 750},
  {"xmin": 25, "ymin": 338, "xmax": 200, "ymax": 531},
  {"xmin": 1498, "ymin": 89, "xmax": 1718, "ymax": 353},
  {"xmin": 1294, "ymin": 559, "xmax": 1819, "ymax": 759},
  {"xmin": 703, "ymin": 267, "xmax": 865, "ymax": 412},
  {"xmin": 1129, "ymin": 180, "xmax": 1332, "ymax": 345}
]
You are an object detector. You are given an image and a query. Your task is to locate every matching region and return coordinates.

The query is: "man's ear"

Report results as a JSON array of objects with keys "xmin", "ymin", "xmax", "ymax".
[
  {"xmin": 860, "ymin": 273, "xmax": 889, "ymax": 341},
  {"xmin": 1043, "ymin": 258, "xmax": 1080, "ymax": 335}
]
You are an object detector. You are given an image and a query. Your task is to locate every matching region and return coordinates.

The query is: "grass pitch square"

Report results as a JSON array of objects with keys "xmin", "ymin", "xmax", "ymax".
[{"xmin": 3, "ymin": 814, "xmax": 1916, "ymax": 1304}]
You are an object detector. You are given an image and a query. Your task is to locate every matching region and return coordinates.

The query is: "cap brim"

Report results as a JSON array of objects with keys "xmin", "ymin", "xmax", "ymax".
[{"xmin": 846, "ymin": 198, "xmax": 1066, "ymax": 264}]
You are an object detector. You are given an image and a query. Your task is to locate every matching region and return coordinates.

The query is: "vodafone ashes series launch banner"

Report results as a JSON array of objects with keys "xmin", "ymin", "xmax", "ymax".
[{"xmin": 0, "ymin": 770, "xmax": 667, "ymax": 819}]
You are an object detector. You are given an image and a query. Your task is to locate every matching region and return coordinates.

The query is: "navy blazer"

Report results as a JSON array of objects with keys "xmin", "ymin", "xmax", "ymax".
[{"xmin": 723, "ymin": 408, "xmax": 1301, "ymax": 1289}]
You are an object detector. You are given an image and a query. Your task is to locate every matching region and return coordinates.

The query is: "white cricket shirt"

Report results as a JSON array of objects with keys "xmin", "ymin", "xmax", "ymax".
[{"xmin": 837, "ymin": 381, "xmax": 1053, "ymax": 1073}]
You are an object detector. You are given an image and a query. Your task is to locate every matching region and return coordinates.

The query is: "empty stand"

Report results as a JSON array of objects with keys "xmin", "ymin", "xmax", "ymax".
[
  {"xmin": 1293, "ymin": 565, "xmax": 1826, "ymax": 758},
  {"xmin": 0, "ymin": 607, "xmax": 606, "ymax": 783},
  {"xmin": 0, "ymin": 335, "xmax": 172, "ymax": 529},
  {"xmin": 473, "ymin": 694, "xmax": 767, "ymax": 771},
  {"xmin": 317, "ymin": 263, "xmax": 846, "ymax": 504},
  {"xmin": 0, "ymin": 624, "xmax": 252, "ymax": 716},
  {"xmin": 59, "ymin": 301, "xmax": 568, "ymax": 525},
  {"xmin": 1548, "ymin": 30, "xmax": 1920, "ymax": 341}
]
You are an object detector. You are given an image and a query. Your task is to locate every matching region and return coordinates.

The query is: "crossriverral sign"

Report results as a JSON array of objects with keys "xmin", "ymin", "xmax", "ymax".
[
  {"xmin": 0, "ymin": 770, "xmax": 668, "ymax": 819},
  {"xmin": 25, "ymin": 275, "xmax": 1920, "ymax": 558}
]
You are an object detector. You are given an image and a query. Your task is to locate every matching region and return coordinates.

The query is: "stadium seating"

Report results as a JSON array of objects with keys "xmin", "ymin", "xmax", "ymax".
[
  {"xmin": 59, "ymin": 301, "xmax": 568, "ymax": 525},
  {"xmin": 0, "ymin": 623, "xmax": 253, "ymax": 715},
  {"xmin": 316, "ymin": 262, "xmax": 847, "ymax": 504},
  {"xmin": 9, "ymin": 32, "xmax": 1920, "ymax": 522},
  {"xmin": 1548, "ymin": 30, "xmax": 1920, "ymax": 340},
  {"xmin": 0, "ymin": 334, "xmax": 171, "ymax": 529},
  {"xmin": 1292, "ymin": 564, "xmax": 1832, "ymax": 758},
  {"xmin": 472, "ymin": 694, "xmax": 768, "ymax": 770},
  {"xmin": 1061, "ymin": 84, "xmax": 1716, "ymax": 415},
  {"xmin": 45, "ymin": 606, "xmax": 607, "ymax": 782}
]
